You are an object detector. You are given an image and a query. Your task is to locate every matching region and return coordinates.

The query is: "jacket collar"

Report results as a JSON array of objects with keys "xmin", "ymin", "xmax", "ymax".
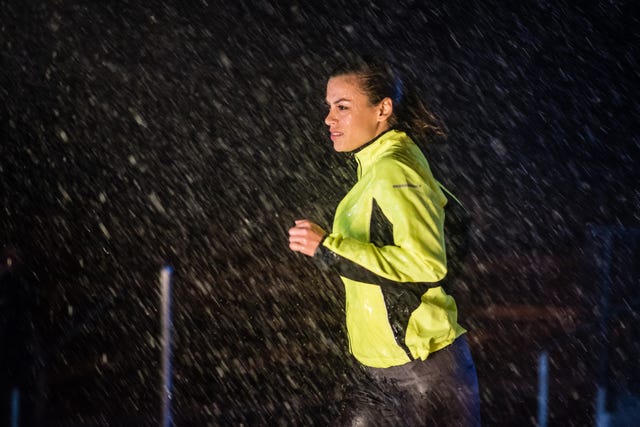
[{"xmin": 353, "ymin": 128, "xmax": 405, "ymax": 175}]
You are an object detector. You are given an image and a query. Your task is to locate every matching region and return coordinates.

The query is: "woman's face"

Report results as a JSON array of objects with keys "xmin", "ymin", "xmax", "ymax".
[{"xmin": 324, "ymin": 74, "xmax": 390, "ymax": 152}]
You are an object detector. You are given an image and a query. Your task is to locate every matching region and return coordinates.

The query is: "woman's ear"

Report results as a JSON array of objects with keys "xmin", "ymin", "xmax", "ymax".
[{"xmin": 378, "ymin": 97, "xmax": 393, "ymax": 122}]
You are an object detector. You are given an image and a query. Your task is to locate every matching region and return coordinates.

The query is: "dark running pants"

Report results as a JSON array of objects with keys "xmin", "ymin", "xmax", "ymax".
[{"xmin": 335, "ymin": 336, "xmax": 481, "ymax": 426}]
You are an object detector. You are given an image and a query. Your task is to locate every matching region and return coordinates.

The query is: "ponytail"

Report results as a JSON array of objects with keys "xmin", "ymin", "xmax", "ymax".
[
  {"xmin": 393, "ymin": 85, "xmax": 447, "ymax": 142},
  {"xmin": 329, "ymin": 54, "xmax": 446, "ymax": 142}
]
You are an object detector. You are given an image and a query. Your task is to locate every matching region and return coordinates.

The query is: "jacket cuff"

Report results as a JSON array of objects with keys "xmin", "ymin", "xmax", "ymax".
[{"xmin": 313, "ymin": 238, "xmax": 339, "ymax": 271}]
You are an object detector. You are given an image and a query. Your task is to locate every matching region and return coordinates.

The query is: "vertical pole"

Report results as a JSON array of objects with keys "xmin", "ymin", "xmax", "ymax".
[
  {"xmin": 10, "ymin": 388, "xmax": 19, "ymax": 427},
  {"xmin": 537, "ymin": 351, "xmax": 548, "ymax": 427},
  {"xmin": 595, "ymin": 386, "xmax": 610, "ymax": 427},
  {"xmin": 160, "ymin": 266, "xmax": 174, "ymax": 427},
  {"xmin": 590, "ymin": 226, "xmax": 614, "ymax": 427}
]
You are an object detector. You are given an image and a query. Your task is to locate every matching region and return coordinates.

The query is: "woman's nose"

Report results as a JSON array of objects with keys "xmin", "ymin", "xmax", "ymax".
[{"xmin": 325, "ymin": 110, "xmax": 335, "ymax": 126}]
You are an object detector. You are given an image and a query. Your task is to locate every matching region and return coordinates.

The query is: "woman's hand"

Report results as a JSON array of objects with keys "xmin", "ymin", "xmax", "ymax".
[{"xmin": 288, "ymin": 219, "xmax": 327, "ymax": 257}]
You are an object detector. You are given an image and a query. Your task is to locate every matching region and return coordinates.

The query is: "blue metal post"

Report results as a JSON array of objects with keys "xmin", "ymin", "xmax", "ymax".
[
  {"xmin": 595, "ymin": 386, "xmax": 610, "ymax": 427},
  {"xmin": 160, "ymin": 266, "xmax": 174, "ymax": 427},
  {"xmin": 590, "ymin": 225, "xmax": 614, "ymax": 427},
  {"xmin": 10, "ymin": 388, "xmax": 19, "ymax": 427},
  {"xmin": 537, "ymin": 351, "xmax": 548, "ymax": 427}
]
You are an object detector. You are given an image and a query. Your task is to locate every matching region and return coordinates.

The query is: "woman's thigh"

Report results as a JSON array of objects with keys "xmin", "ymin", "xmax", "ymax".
[{"xmin": 335, "ymin": 336, "xmax": 481, "ymax": 426}]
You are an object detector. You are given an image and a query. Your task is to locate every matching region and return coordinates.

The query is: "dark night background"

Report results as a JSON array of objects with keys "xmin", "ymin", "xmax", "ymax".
[{"xmin": 1, "ymin": 1, "xmax": 639, "ymax": 425}]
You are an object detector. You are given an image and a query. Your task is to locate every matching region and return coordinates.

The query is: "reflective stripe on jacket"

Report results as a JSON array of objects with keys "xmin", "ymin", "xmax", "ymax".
[{"xmin": 318, "ymin": 129, "xmax": 466, "ymax": 368}]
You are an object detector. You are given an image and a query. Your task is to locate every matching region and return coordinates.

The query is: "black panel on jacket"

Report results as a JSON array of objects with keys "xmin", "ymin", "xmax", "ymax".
[{"xmin": 370, "ymin": 198, "xmax": 394, "ymax": 248}]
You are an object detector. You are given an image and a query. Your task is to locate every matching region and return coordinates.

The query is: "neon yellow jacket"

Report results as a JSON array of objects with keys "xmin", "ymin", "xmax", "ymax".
[{"xmin": 317, "ymin": 129, "xmax": 466, "ymax": 368}]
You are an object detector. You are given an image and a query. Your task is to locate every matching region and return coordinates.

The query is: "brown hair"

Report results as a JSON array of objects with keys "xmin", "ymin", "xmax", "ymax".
[{"xmin": 330, "ymin": 55, "xmax": 446, "ymax": 141}]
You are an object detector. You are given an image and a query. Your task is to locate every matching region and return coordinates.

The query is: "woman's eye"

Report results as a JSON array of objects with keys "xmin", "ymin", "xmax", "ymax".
[{"xmin": 337, "ymin": 105, "xmax": 348, "ymax": 111}]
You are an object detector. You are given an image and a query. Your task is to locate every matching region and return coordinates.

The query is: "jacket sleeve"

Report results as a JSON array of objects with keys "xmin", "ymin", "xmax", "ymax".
[{"xmin": 317, "ymin": 159, "xmax": 448, "ymax": 285}]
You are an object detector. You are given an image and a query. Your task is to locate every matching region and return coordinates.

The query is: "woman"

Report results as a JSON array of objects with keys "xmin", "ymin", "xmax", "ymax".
[{"xmin": 288, "ymin": 55, "xmax": 481, "ymax": 426}]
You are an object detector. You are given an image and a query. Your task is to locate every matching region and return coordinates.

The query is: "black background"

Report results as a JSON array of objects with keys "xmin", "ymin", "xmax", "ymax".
[{"xmin": 2, "ymin": 1, "xmax": 639, "ymax": 425}]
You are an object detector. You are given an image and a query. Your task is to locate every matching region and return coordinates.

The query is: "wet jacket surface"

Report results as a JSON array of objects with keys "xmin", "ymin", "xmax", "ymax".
[{"xmin": 318, "ymin": 129, "xmax": 466, "ymax": 368}]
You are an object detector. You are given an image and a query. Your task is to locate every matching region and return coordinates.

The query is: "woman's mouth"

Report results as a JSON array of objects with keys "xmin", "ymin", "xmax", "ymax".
[{"xmin": 330, "ymin": 131, "xmax": 343, "ymax": 141}]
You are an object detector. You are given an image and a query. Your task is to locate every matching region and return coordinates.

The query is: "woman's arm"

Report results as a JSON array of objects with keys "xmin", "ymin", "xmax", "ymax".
[{"xmin": 321, "ymin": 162, "xmax": 448, "ymax": 285}]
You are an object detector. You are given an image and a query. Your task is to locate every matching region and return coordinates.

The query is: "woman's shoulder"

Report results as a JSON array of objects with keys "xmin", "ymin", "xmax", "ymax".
[
  {"xmin": 370, "ymin": 151, "xmax": 426, "ymax": 187},
  {"xmin": 375, "ymin": 139, "xmax": 426, "ymax": 175}
]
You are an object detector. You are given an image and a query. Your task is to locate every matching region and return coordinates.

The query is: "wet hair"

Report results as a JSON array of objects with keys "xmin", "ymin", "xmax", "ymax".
[{"xmin": 329, "ymin": 55, "xmax": 446, "ymax": 141}]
